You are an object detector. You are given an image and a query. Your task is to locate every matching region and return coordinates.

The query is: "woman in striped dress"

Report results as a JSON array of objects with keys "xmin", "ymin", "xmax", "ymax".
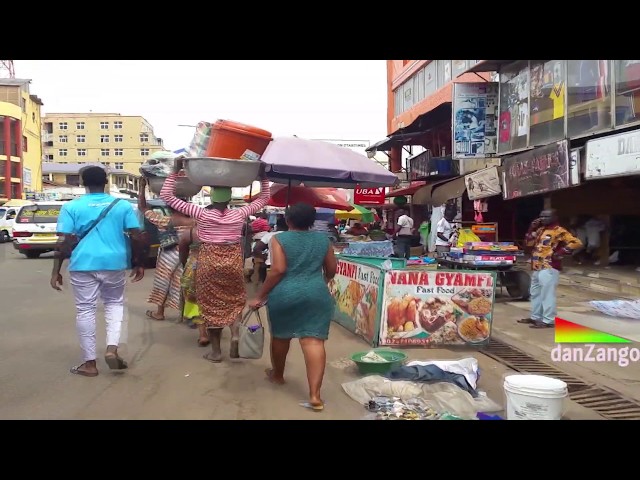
[
  {"xmin": 139, "ymin": 177, "xmax": 195, "ymax": 321},
  {"xmin": 160, "ymin": 164, "xmax": 270, "ymax": 363}
]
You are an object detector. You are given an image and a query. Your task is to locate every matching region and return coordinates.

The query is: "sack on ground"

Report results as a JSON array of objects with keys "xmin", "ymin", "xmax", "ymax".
[{"xmin": 238, "ymin": 308, "xmax": 265, "ymax": 359}]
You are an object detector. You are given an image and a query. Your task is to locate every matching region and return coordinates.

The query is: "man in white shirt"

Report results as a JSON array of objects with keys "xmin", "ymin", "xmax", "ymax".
[
  {"xmin": 395, "ymin": 209, "xmax": 415, "ymax": 259},
  {"xmin": 435, "ymin": 210, "xmax": 456, "ymax": 256},
  {"xmin": 252, "ymin": 217, "xmax": 288, "ymax": 283}
]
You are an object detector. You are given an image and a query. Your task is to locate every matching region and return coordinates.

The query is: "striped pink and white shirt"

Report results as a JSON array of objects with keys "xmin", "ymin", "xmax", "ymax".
[{"xmin": 160, "ymin": 173, "xmax": 271, "ymax": 244}]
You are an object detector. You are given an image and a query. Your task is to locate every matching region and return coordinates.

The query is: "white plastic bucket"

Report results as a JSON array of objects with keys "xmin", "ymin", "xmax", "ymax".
[{"xmin": 503, "ymin": 374, "xmax": 568, "ymax": 420}]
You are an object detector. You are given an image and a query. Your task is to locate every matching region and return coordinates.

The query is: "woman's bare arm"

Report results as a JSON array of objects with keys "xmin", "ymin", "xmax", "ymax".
[
  {"xmin": 323, "ymin": 244, "xmax": 337, "ymax": 282},
  {"xmin": 255, "ymin": 236, "xmax": 286, "ymax": 302}
]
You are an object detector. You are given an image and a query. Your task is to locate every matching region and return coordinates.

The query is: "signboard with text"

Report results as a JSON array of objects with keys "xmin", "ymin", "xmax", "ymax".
[{"xmin": 354, "ymin": 186, "xmax": 386, "ymax": 205}]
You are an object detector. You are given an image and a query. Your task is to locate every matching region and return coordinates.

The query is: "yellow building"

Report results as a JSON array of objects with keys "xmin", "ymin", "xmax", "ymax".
[
  {"xmin": 0, "ymin": 78, "xmax": 44, "ymax": 202},
  {"xmin": 42, "ymin": 113, "xmax": 166, "ymax": 178}
]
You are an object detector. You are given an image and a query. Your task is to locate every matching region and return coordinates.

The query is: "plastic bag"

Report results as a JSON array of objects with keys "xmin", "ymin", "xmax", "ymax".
[
  {"xmin": 139, "ymin": 151, "xmax": 180, "ymax": 178},
  {"xmin": 456, "ymin": 228, "xmax": 481, "ymax": 247},
  {"xmin": 187, "ymin": 121, "xmax": 212, "ymax": 158}
]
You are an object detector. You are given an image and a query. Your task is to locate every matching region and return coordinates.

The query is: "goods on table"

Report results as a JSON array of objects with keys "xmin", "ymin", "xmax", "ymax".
[
  {"xmin": 406, "ymin": 256, "xmax": 438, "ymax": 270},
  {"xmin": 363, "ymin": 396, "xmax": 463, "ymax": 420},
  {"xmin": 444, "ymin": 242, "xmax": 522, "ymax": 266}
]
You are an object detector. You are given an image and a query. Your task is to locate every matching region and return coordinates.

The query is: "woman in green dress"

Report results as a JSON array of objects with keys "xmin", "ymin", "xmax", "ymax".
[{"xmin": 248, "ymin": 203, "xmax": 337, "ymax": 412}]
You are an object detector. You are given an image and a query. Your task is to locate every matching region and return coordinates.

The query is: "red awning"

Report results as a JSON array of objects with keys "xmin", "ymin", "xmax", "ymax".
[{"xmin": 386, "ymin": 181, "xmax": 427, "ymax": 198}]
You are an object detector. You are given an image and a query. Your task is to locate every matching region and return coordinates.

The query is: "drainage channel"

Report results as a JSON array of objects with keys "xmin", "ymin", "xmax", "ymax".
[{"xmin": 482, "ymin": 338, "xmax": 640, "ymax": 420}]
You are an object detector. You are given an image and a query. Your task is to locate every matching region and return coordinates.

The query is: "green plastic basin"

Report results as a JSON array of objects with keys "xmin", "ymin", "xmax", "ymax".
[{"xmin": 351, "ymin": 349, "xmax": 408, "ymax": 376}]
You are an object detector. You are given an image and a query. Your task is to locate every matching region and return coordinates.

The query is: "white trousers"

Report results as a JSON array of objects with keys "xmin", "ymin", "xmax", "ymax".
[{"xmin": 70, "ymin": 270, "xmax": 126, "ymax": 362}]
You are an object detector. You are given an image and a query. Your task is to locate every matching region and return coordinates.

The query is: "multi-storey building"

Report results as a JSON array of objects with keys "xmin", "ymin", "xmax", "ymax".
[
  {"xmin": 42, "ymin": 113, "xmax": 165, "ymax": 184},
  {"xmin": 0, "ymin": 78, "xmax": 44, "ymax": 202}
]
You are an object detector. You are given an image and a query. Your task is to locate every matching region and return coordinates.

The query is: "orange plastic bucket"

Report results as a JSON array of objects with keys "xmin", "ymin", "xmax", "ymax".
[{"xmin": 205, "ymin": 119, "xmax": 273, "ymax": 160}]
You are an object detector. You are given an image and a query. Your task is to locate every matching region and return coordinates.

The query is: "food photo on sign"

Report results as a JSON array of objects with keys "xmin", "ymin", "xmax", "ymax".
[
  {"xmin": 329, "ymin": 259, "xmax": 383, "ymax": 345},
  {"xmin": 378, "ymin": 270, "xmax": 496, "ymax": 347}
]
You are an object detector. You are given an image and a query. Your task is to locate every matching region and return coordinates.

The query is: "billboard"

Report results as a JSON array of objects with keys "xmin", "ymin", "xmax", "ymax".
[{"xmin": 452, "ymin": 82, "xmax": 499, "ymax": 160}]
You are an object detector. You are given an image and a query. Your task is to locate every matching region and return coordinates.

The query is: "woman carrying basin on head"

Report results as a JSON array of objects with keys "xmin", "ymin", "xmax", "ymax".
[{"xmin": 160, "ymin": 161, "xmax": 271, "ymax": 363}]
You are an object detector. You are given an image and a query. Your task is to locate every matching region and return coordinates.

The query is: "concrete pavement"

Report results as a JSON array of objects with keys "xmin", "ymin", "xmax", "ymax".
[{"xmin": 0, "ymin": 244, "xmax": 604, "ymax": 419}]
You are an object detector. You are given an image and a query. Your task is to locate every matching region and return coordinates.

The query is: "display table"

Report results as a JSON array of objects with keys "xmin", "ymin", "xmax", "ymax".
[
  {"xmin": 329, "ymin": 255, "xmax": 497, "ymax": 348},
  {"xmin": 437, "ymin": 258, "xmax": 531, "ymax": 300},
  {"xmin": 338, "ymin": 240, "xmax": 394, "ymax": 258}
]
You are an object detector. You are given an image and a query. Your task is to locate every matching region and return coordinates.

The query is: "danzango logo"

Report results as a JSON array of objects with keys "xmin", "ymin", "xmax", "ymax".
[{"xmin": 551, "ymin": 318, "xmax": 639, "ymax": 368}]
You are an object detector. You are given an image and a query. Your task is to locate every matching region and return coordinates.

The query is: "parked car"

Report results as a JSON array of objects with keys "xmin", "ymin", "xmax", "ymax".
[
  {"xmin": 0, "ymin": 206, "xmax": 20, "ymax": 243},
  {"xmin": 12, "ymin": 201, "xmax": 67, "ymax": 258}
]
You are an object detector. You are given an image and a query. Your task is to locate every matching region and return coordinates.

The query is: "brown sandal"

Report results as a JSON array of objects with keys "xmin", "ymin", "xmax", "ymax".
[
  {"xmin": 517, "ymin": 318, "xmax": 536, "ymax": 324},
  {"xmin": 70, "ymin": 363, "xmax": 98, "ymax": 377},
  {"xmin": 530, "ymin": 321, "xmax": 554, "ymax": 329},
  {"xmin": 146, "ymin": 310, "xmax": 165, "ymax": 321},
  {"xmin": 198, "ymin": 338, "xmax": 210, "ymax": 347}
]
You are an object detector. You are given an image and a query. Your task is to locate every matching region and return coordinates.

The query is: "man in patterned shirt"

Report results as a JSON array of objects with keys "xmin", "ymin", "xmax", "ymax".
[{"xmin": 517, "ymin": 209, "xmax": 582, "ymax": 329}]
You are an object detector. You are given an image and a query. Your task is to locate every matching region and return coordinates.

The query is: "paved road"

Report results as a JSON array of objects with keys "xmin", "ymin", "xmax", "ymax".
[{"xmin": 0, "ymin": 244, "xmax": 604, "ymax": 420}]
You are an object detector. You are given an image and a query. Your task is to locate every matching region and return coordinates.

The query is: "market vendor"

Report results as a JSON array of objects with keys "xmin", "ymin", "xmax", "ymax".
[
  {"xmin": 160, "ymin": 162, "xmax": 271, "ymax": 363},
  {"xmin": 394, "ymin": 208, "xmax": 415, "ymax": 259},
  {"xmin": 346, "ymin": 222, "xmax": 369, "ymax": 236}
]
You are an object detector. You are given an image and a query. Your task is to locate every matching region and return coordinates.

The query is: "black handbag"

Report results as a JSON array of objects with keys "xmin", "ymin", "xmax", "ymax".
[{"xmin": 60, "ymin": 198, "xmax": 121, "ymax": 259}]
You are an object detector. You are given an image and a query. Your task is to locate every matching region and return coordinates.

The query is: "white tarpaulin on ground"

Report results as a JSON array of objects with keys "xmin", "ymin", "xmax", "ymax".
[
  {"xmin": 589, "ymin": 299, "xmax": 640, "ymax": 320},
  {"xmin": 342, "ymin": 375, "xmax": 501, "ymax": 420}
]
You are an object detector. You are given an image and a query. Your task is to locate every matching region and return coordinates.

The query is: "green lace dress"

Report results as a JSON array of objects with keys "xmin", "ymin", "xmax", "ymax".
[{"xmin": 267, "ymin": 231, "xmax": 335, "ymax": 340}]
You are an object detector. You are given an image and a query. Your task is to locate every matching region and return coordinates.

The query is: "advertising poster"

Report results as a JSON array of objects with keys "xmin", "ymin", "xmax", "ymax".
[
  {"xmin": 585, "ymin": 129, "xmax": 640, "ymax": 179},
  {"xmin": 465, "ymin": 166, "xmax": 502, "ymax": 200},
  {"xmin": 378, "ymin": 270, "xmax": 496, "ymax": 347},
  {"xmin": 329, "ymin": 259, "xmax": 383, "ymax": 346},
  {"xmin": 502, "ymin": 140, "xmax": 570, "ymax": 200},
  {"xmin": 453, "ymin": 82, "xmax": 499, "ymax": 159},
  {"xmin": 354, "ymin": 187, "xmax": 385, "ymax": 205}
]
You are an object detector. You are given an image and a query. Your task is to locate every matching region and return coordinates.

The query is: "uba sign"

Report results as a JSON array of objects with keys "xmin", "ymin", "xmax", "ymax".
[{"xmin": 354, "ymin": 187, "xmax": 386, "ymax": 205}]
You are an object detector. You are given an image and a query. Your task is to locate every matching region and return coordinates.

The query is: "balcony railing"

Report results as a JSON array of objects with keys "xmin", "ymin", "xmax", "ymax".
[{"xmin": 409, "ymin": 150, "xmax": 459, "ymax": 180}]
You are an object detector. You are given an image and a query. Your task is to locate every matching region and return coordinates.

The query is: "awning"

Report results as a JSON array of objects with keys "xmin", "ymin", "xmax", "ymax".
[
  {"xmin": 385, "ymin": 181, "xmax": 427, "ymax": 198},
  {"xmin": 366, "ymin": 132, "xmax": 427, "ymax": 153},
  {"xmin": 464, "ymin": 60, "xmax": 518, "ymax": 73},
  {"xmin": 412, "ymin": 176, "xmax": 466, "ymax": 205}
]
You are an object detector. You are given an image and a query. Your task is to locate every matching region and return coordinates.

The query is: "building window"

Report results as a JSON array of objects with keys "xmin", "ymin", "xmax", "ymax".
[
  {"xmin": 66, "ymin": 175, "xmax": 80, "ymax": 186},
  {"xmin": 498, "ymin": 62, "xmax": 529, "ymax": 153},
  {"xmin": 22, "ymin": 135, "xmax": 28, "ymax": 152},
  {"xmin": 77, "ymin": 135, "xmax": 86, "ymax": 143},
  {"xmin": 114, "ymin": 121, "xmax": 123, "ymax": 129},
  {"xmin": 59, "ymin": 122, "xmax": 68, "ymax": 130},
  {"xmin": 140, "ymin": 133, "xmax": 149, "ymax": 142},
  {"xmin": 114, "ymin": 135, "xmax": 124, "ymax": 143},
  {"xmin": 58, "ymin": 161, "xmax": 68, "ymax": 164},
  {"xmin": 44, "ymin": 154, "xmax": 53, "ymax": 162},
  {"xmin": 78, "ymin": 162, "xmax": 86, "ymax": 165},
  {"xmin": 59, "ymin": 135, "xmax": 68, "ymax": 143},
  {"xmin": 614, "ymin": 60, "xmax": 640, "ymax": 127},
  {"xmin": 59, "ymin": 149, "xmax": 68, "ymax": 157},
  {"xmin": 114, "ymin": 148, "xmax": 124, "ymax": 156},
  {"xmin": 77, "ymin": 149, "xmax": 87, "ymax": 156},
  {"xmin": 529, "ymin": 60, "xmax": 566, "ymax": 146},
  {"xmin": 452, "ymin": 60, "xmax": 468, "ymax": 78},
  {"xmin": 140, "ymin": 148, "xmax": 150, "ymax": 156},
  {"xmin": 424, "ymin": 61, "xmax": 437, "ymax": 98},
  {"xmin": 100, "ymin": 135, "xmax": 109, "ymax": 143},
  {"xmin": 437, "ymin": 60, "xmax": 452, "ymax": 88},
  {"xmin": 567, "ymin": 60, "xmax": 612, "ymax": 138},
  {"xmin": 115, "ymin": 162, "xmax": 124, "ymax": 170},
  {"xmin": 100, "ymin": 122, "xmax": 109, "ymax": 129},
  {"xmin": 76, "ymin": 122, "xmax": 85, "ymax": 130},
  {"xmin": 101, "ymin": 149, "xmax": 110, "ymax": 156}
]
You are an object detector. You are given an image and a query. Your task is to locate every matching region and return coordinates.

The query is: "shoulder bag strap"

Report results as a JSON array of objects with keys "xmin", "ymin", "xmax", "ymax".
[
  {"xmin": 78, "ymin": 198, "xmax": 122, "ymax": 241},
  {"xmin": 242, "ymin": 307, "xmax": 263, "ymax": 326}
]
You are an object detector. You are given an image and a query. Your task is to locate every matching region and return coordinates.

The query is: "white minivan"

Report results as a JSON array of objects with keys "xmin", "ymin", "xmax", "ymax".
[
  {"xmin": 12, "ymin": 201, "xmax": 67, "ymax": 258},
  {"xmin": 0, "ymin": 206, "xmax": 19, "ymax": 243}
]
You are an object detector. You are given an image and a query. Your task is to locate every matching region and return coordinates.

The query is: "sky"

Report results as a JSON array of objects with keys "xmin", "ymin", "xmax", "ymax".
[{"xmin": 13, "ymin": 60, "xmax": 388, "ymax": 152}]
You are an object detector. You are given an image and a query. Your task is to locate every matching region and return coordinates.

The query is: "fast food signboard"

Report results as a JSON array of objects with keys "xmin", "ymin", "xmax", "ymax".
[
  {"xmin": 379, "ymin": 270, "xmax": 496, "ymax": 347},
  {"xmin": 329, "ymin": 258, "xmax": 384, "ymax": 346}
]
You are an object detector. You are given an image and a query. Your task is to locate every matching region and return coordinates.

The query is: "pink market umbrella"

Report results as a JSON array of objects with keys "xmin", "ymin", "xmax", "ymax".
[{"xmin": 261, "ymin": 137, "xmax": 398, "ymax": 188}]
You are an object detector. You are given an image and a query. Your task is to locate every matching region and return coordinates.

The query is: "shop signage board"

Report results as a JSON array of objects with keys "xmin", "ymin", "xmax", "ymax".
[
  {"xmin": 452, "ymin": 82, "xmax": 499, "ymax": 160},
  {"xmin": 502, "ymin": 139, "xmax": 570, "ymax": 200},
  {"xmin": 585, "ymin": 129, "xmax": 640, "ymax": 179},
  {"xmin": 378, "ymin": 269, "xmax": 496, "ymax": 347},
  {"xmin": 465, "ymin": 166, "xmax": 502, "ymax": 200},
  {"xmin": 329, "ymin": 258, "xmax": 384, "ymax": 346},
  {"xmin": 354, "ymin": 187, "xmax": 386, "ymax": 205}
]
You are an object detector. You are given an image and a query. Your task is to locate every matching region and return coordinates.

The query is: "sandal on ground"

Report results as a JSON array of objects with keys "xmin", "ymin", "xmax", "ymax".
[
  {"xmin": 517, "ymin": 318, "xmax": 536, "ymax": 324},
  {"xmin": 105, "ymin": 353, "xmax": 128, "ymax": 370},
  {"xmin": 70, "ymin": 363, "xmax": 98, "ymax": 377},
  {"xmin": 203, "ymin": 352, "xmax": 222, "ymax": 363},
  {"xmin": 529, "ymin": 321, "xmax": 554, "ymax": 329},
  {"xmin": 299, "ymin": 401, "xmax": 325, "ymax": 412},
  {"xmin": 146, "ymin": 310, "xmax": 165, "ymax": 321}
]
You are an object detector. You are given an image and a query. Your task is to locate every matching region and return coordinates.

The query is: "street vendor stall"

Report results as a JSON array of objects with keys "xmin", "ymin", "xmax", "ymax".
[
  {"xmin": 438, "ymin": 241, "xmax": 531, "ymax": 300},
  {"xmin": 329, "ymin": 255, "xmax": 497, "ymax": 349}
]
